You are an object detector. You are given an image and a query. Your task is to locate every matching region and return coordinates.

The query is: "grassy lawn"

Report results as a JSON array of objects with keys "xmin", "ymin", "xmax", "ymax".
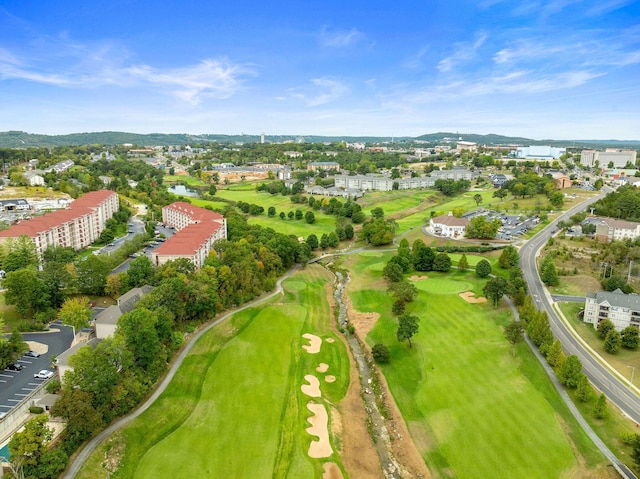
[
  {"xmin": 343, "ymin": 252, "xmax": 608, "ymax": 478},
  {"xmin": 163, "ymin": 174, "xmax": 208, "ymax": 187},
  {"xmin": 0, "ymin": 292, "xmax": 24, "ymax": 332},
  {"xmin": 76, "ymin": 266, "xmax": 350, "ymax": 479}
]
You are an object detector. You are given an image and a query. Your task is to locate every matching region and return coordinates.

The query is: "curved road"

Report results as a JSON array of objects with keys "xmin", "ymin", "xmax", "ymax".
[
  {"xmin": 520, "ymin": 188, "xmax": 638, "ymax": 477},
  {"xmin": 63, "ymin": 266, "xmax": 298, "ymax": 478}
]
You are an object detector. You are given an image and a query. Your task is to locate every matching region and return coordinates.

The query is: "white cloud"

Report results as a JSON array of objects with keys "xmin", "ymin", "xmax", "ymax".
[
  {"xmin": 290, "ymin": 78, "xmax": 349, "ymax": 106},
  {"xmin": 319, "ymin": 27, "xmax": 364, "ymax": 48},
  {"xmin": 437, "ymin": 33, "xmax": 487, "ymax": 72}
]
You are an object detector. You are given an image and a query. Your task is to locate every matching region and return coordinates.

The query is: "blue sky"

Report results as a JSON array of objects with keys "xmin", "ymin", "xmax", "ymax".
[{"xmin": 1, "ymin": 0, "xmax": 639, "ymax": 139}]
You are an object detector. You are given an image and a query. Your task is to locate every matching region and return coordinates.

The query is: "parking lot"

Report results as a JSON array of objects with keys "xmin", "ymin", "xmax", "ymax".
[
  {"xmin": 0, "ymin": 323, "xmax": 74, "ymax": 417},
  {"xmin": 465, "ymin": 209, "xmax": 541, "ymax": 241}
]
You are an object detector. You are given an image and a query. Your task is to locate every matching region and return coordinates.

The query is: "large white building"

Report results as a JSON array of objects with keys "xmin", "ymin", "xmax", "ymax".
[
  {"xmin": 333, "ymin": 169, "xmax": 477, "ymax": 192},
  {"xmin": 429, "ymin": 213, "xmax": 469, "ymax": 238},
  {"xmin": 151, "ymin": 202, "xmax": 227, "ymax": 268},
  {"xmin": 594, "ymin": 217, "xmax": 640, "ymax": 243},
  {"xmin": 515, "ymin": 145, "xmax": 566, "ymax": 160},
  {"xmin": 0, "ymin": 190, "xmax": 119, "ymax": 256},
  {"xmin": 583, "ymin": 289, "xmax": 640, "ymax": 331},
  {"xmin": 580, "ymin": 149, "xmax": 637, "ymax": 168}
]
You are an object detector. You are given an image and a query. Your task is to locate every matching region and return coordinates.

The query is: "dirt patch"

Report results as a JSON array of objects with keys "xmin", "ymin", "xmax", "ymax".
[
  {"xmin": 301, "ymin": 375, "xmax": 321, "ymax": 397},
  {"xmin": 323, "ymin": 462, "xmax": 345, "ymax": 479},
  {"xmin": 325, "ymin": 375, "xmax": 336, "ymax": 383},
  {"xmin": 459, "ymin": 291, "xmax": 487, "ymax": 303},
  {"xmin": 302, "ymin": 333, "xmax": 322, "ymax": 354},
  {"xmin": 317, "ymin": 363, "xmax": 329, "ymax": 373},
  {"xmin": 306, "ymin": 402, "xmax": 333, "ymax": 458},
  {"xmin": 325, "ymin": 285, "xmax": 383, "ymax": 479},
  {"xmin": 409, "ymin": 275, "xmax": 429, "ymax": 281},
  {"xmin": 346, "ymin": 303, "xmax": 380, "ymax": 345}
]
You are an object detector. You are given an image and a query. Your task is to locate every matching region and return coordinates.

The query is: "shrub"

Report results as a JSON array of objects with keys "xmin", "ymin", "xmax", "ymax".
[
  {"xmin": 475, "ymin": 259, "xmax": 492, "ymax": 278},
  {"xmin": 29, "ymin": 406, "xmax": 45, "ymax": 414},
  {"xmin": 372, "ymin": 344, "xmax": 391, "ymax": 364}
]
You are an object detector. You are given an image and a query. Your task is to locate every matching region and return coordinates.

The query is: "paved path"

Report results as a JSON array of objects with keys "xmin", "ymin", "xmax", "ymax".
[{"xmin": 62, "ymin": 266, "xmax": 298, "ymax": 478}]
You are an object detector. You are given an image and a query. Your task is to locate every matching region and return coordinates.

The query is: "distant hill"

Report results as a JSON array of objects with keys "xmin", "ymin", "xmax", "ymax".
[
  {"xmin": 415, "ymin": 132, "xmax": 640, "ymax": 149},
  {"xmin": 0, "ymin": 130, "xmax": 638, "ymax": 149}
]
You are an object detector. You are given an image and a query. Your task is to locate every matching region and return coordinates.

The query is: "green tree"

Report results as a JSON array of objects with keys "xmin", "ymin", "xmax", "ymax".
[
  {"xmin": 397, "ymin": 313, "xmax": 419, "ymax": 348},
  {"xmin": 483, "ymin": 277, "xmax": 508, "ymax": 306},
  {"xmin": 306, "ymin": 234, "xmax": 319, "ymax": 250},
  {"xmin": 383, "ymin": 262, "xmax": 403, "ymax": 283},
  {"xmin": 466, "ymin": 216, "xmax": 500, "ymax": 239},
  {"xmin": 597, "ymin": 318, "xmax": 615, "ymax": 339},
  {"xmin": 50, "ymin": 389, "xmax": 104, "ymax": 449},
  {"xmin": 504, "ymin": 321, "xmax": 524, "ymax": 355},
  {"xmin": 475, "ymin": 259, "xmax": 492, "ymax": 278},
  {"xmin": 9, "ymin": 414, "xmax": 53, "ymax": 469},
  {"xmin": 432, "ymin": 252, "xmax": 451, "ymax": 272},
  {"xmin": 594, "ymin": 393, "xmax": 608, "ymax": 419},
  {"xmin": 498, "ymin": 246, "xmax": 519, "ymax": 269},
  {"xmin": 4, "ymin": 269, "xmax": 49, "ymax": 317},
  {"xmin": 388, "ymin": 281, "xmax": 418, "ymax": 307},
  {"xmin": 116, "ymin": 308, "xmax": 165, "ymax": 376},
  {"xmin": 558, "ymin": 354, "xmax": 583, "ymax": 388},
  {"xmin": 126, "ymin": 255, "xmax": 155, "ymax": 288},
  {"xmin": 546, "ymin": 339, "xmax": 566, "ymax": 369},
  {"xmin": 473, "ymin": 193, "xmax": 482, "ymax": 206},
  {"xmin": 3, "ymin": 235, "xmax": 38, "ymax": 272},
  {"xmin": 267, "ymin": 206, "xmax": 276, "ymax": 217},
  {"xmin": 458, "ymin": 253, "xmax": 469, "ymax": 271},
  {"xmin": 59, "ymin": 296, "xmax": 93, "ymax": 333},
  {"xmin": 372, "ymin": 343, "xmax": 391, "ymax": 363},
  {"xmin": 75, "ymin": 254, "xmax": 112, "ymax": 295},
  {"xmin": 305, "ymin": 210, "xmax": 316, "ymax": 224},
  {"xmin": 412, "ymin": 240, "xmax": 435, "ymax": 271},
  {"xmin": 493, "ymin": 189, "xmax": 508, "ymax": 201},
  {"xmin": 604, "ymin": 329, "xmax": 622, "ymax": 354},
  {"xmin": 295, "ymin": 209, "xmax": 303, "ymax": 220},
  {"xmin": 621, "ymin": 326, "xmax": 640, "ymax": 350},
  {"xmin": 576, "ymin": 374, "xmax": 593, "ymax": 402},
  {"xmin": 540, "ymin": 255, "xmax": 559, "ymax": 286}
]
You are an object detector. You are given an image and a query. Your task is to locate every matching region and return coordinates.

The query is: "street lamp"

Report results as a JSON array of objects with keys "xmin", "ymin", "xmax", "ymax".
[{"xmin": 628, "ymin": 365, "xmax": 636, "ymax": 385}]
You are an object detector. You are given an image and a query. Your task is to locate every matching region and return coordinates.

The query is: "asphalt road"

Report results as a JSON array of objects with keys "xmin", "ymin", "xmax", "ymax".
[
  {"xmin": 0, "ymin": 322, "xmax": 74, "ymax": 414},
  {"xmin": 521, "ymin": 187, "xmax": 640, "ymax": 427}
]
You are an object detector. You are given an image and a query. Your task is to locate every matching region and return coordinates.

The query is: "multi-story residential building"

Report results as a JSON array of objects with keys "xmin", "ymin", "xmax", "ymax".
[
  {"xmin": 429, "ymin": 213, "xmax": 469, "ymax": 238},
  {"xmin": 0, "ymin": 190, "xmax": 118, "ymax": 256},
  {"xmin": 333, "ymin": 169, "xmax": 477, "ymax": 192},
  {"xmin": 307, "ymin": 161, "xmax": 340, "ymax": 172},
  {"xmin": 151, "ymin": 202, "xmax": 227, "ymax": 268},
  {"xmin": 594, "ymin": 217, "xmax": 640, "ymax": 242},
  {"xmin": 583, "ymin": 289, "xmax": 640, "ymax": 331},
  {"xmin": 580, "ymin": 149, "xmax": 637, "ymax": 168}
]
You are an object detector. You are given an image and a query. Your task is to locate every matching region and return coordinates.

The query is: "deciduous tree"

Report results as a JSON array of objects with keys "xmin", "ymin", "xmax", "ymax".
[
  {"xmin": 475, "ymin": 259, "xmax": 492, "ymax": 278},
  {"xmin": 397, "ymin": 313, "xmax": 419, "ymax": 348}
]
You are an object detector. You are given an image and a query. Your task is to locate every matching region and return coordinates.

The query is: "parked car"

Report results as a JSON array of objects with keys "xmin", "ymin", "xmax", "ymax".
[
  {"xmin": 7, "ymin": 362, "xmax": 24, "ymax": 371},
  {"xmin": 24, "ymin": 350, "xmax": 41, "ymax": 358},
  {"xmin": 34, "ymin": 370, "xmax": 54, "ymax": 379}
]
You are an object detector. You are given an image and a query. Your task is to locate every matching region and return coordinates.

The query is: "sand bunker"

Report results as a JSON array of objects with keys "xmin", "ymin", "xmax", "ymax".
[
  {"xmin": 302, "ymin": 333, "xmax": 322, "ymax": 354},
  {"xmin": 301, "ymin": 375, "xmax": 321, "ymax": 397},
  {"xmin": 459, "ymin": 291, "xmax": 488, "ymax": 303},
  {"xmin": 409, "ymin": 275, "xmax": 428, "ymax": 281},
  {"xmin": 322, "ymin": 462, "xmax": 344, "ymax": 479},
  {"xmin": 306, "ymin": 402, "xmax": 333, "ymax": 458},
  {"xmin": 325, "ymin": 375, "xmax": 336, "ymax": 383},
  {"xmin": 325, "ymin": 338, "xmax": 335, "ymax": 343},
  {"xmin": 317, "ymin": 363, "xmax": 329, "ymax": 373}
]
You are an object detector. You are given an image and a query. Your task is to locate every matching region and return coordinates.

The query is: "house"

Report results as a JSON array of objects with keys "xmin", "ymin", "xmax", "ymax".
[
  {"xmin": 56, "ymin": 338, "xmax": 100, "ymax": 379},
  {"xmin": 94, "ymin": 286, "xmax": 154, "ymax": 339},
  {"xmin": 24, "ymin": 170, "xmax": 45, "ymax": 186},
  {"xmin": 551, "ymin": 172, "xmax": 572, "ymax": 189},
  {"xmin": 151, "ymin": 202, "xmax": 227, "ymax": 268},
  {"xmin": 491, "ymin": 174, "xmax": 509, "ymax": 187},
  {"xmin": 429, "ymin": 213, "xmax": 469, "ymax": 238},
  {"xmin": 583, "ymin": 289, "xmax": 640, "ymax": 331},
  {"xmin": 0, "ymin": 198, "xmax": 30, "ymax": 212},
  {"xmin": 594, "ymin": 217, "xmax": 640, "ymax": 243}
]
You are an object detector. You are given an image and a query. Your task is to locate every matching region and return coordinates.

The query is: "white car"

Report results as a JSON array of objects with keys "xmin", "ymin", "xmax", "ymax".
[{"xmin": 34, "ymin": 370, "xmax": 54, "ymax": 379}]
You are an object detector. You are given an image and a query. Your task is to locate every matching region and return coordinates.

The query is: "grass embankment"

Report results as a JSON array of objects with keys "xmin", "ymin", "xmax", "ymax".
[
  {"xmin": 344, "ymin": 251, "xmax": 610, "ymax": 479},
  {"xmin": 76, "ymin": 266, "xmax": 350, "ymax": 479}
]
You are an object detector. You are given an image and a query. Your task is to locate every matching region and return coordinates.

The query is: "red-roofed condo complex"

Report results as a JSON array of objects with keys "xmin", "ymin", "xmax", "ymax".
[
  {"xmin": 151, "ymin": 202, "xmax": 227, "ymax": 268},
  {"xmin": 0, "ymin": 190, "xmax": 119, "ymax": 256}
]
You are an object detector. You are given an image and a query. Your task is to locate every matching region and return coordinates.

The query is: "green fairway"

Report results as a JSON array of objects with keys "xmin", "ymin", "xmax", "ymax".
[
  {"xmin": 76, "ymin": 266, "xmax": 349, "ymax": 479},
  {"xmin": 344, "ymin": 253, "xmax": 606, "ymax": 479}
]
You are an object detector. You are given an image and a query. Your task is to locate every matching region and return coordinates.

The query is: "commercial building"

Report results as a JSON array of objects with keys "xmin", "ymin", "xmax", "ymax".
[
  {"xmin": 583, "ymin": 289, "xmax": 640, "ymax": 331},
  {"xmin": 580, "ymin": 149, "xmax": 637, "ymax": 168},
  {"xmin": 515, "ymin": 146, "xmax": 566, "ymax": 160},
  {"xmin": 151, "ymin": 202, "xmax": 227, "ymax": 268},
  {"xmin": 0, "ymin": 190, "xmax": 118, "ymax": 256},
  {"xmin": 307, "ymin": 161, "xmax": 340, "ymax": 172},
  {"xmin": 333, "ymin": 169, "xmax": 477, "ymax": 192}
]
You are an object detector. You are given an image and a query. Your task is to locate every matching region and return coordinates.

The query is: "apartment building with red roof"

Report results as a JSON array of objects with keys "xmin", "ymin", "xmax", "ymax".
[
  {"xmin": 0, "ymin": 190, "xmax": 118, "ymax": 256},
  {"xmin": 151, "ymin": 202, "xmax": 227, "ymax": 268}
]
